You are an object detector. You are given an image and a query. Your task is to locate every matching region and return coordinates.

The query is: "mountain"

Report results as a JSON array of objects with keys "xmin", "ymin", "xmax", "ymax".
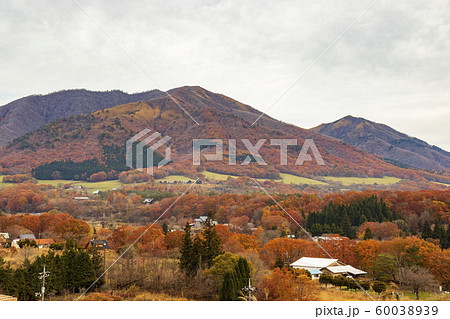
[
  {"xmin": 0, "ymin": 87, "xmax": 449, "ymax": 183},
  {"xmin": 0, "ymin": 89, "xmax": 164, "ymax": 146},
  {"xmin": 312, "ymin": 116, "xmax": 450, "ymax": 172}
]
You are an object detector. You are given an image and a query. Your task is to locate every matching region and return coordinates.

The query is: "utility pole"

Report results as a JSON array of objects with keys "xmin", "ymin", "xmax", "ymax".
[{"xmin": 37, "ymin": 265, "xmax": 50, "ymax": 301}]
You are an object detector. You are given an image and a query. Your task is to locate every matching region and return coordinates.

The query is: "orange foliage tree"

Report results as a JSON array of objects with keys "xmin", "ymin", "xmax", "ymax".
[{"xmin": 259, "ymin": 268, "xmax": 319, "ymax": 301}]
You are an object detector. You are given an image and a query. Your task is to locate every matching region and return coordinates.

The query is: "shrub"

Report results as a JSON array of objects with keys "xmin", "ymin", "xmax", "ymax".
[{"xmin": 372, "ymin": 281, "xmax": 386, "ymax": 294}]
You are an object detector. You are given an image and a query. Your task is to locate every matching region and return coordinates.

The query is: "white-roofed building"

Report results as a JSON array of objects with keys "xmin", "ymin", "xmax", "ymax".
[
  {"xmin": 290, "ymin": 257, "xmax": 341, "ymax": 270},
  {"xmin": 325, "ymin": 266, "xmax": 367, "ymax": 277},
  {"xmin": 290, "ymin": 257, "xmax": 366, "ymax": 278}
]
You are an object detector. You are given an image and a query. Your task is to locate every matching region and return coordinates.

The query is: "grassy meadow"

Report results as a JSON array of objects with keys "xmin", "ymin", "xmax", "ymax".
[
  {"xmin": 320, "ymin": 176, "xmax": 402, "ymax": 186},
  {"xmin": 0, "ymin": 173, "xmax": 403, "ymax": 193}
]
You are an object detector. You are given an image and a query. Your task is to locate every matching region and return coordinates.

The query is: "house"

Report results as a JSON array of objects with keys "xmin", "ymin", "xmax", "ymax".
[
  {"xmin": 73, "ymin": 196, "xmax": 90, "ymax": 200},
  {"xmin": 290, "ymin": 257, "xmax": 342, "ymax": 270},
  {"xmin": 93, "ymin": 190, "xmax": 100, "ymax": 195},
  {"xmin": 35, "ymin": 238, "xmax": 55, "ymax": 249},
  {"xmin": 0, "ymin": 233, "xmax": 10, "ymax": 248},
  {"xmin": 290, "ymin": 257, "xmax": 366, "ymax": 279},
  {"xmin": 143, "ymin": 198, "xmax": 154, "ymax": 204},
  {"xmin": 194, "ymin": 216, "xmax": 209, "ymax": 227},
  {"xmin": 324, "ymin": 265, "xmax": 367, "ymax": 277},
  {"xmin": 85, "ymin": 240, "xmax": 110, "ymax": 250},
  {"xmin": 194, "ymin": 216, "xmax": 218, "ymax": 228}
]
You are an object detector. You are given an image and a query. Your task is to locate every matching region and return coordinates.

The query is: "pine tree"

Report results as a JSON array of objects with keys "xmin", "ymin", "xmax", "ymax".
[
  {"xmin": 180, "ymin": 222, "xmax": 198, "ymax": 276},
  {"xmin": 359, "ymin": 214, "xmax": 368, "ymax": 225},
  {"xmin": 341, "ymin": 213, "xmax": 355, "ymax": 239},
  {"xmin": 201, "ymin": 217, "xmax": 223, "ymax": 268},
  {"xmin": 422, "ymin": 220, "xmax": 432, "ymax": 239},
  {"xmin": 443, "ymin": 227, "xmax": 450, "ymax": 249},
  {"xmin": 274, "ymin": 257, "xmax": 284, "ymax": 269},
  {"xmin": 162, "ymin": 222, "xmax": 169, "ymax": 235},
  {"xmin": 432, "ymin": 221, "xmax": 446, "ymax": 245},
  {"xmin": 220, "ymin": 272, "xmax": 237, "ymax": 301},
  {"xmin": 363, "ymin": 227, "xmax": 373, "ymax": 240}
]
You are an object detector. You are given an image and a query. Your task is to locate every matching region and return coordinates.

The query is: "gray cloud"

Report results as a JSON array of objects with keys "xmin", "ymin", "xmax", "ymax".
[{"xmin": 0, "ymin": 0, "xmax": 449, "ymax": 150}]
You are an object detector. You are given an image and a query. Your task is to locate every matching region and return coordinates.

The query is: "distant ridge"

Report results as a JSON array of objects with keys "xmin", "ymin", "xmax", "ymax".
[
  {"xmin": 312, "ymin": 115, "xmax": 450, "ymax": 172},
  {"xmin": 0, "ymin": 89, "xmax": 164, "ymax": 145},
  {"xmin": 1, "ymin": 86, "xmax": 449, "ymax": 184}
]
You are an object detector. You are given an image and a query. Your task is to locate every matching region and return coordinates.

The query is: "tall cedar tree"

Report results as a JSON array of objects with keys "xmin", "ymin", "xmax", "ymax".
[
  {"xmin": 341, "ymin": 213, "xmax": 355, "ymax": 239},
  {"xmin": 180, "ymin": 222, "xmax": 198, "ymax": 276},
  {"xmin": 219, "ymin": 271, "xmax": 238, "ymax": 301},
  {"xmin": 363, "ymin": 227, "xmax": 373, "ymax": 240},
  {"xmin": 432, "ymin": 221, "xmax": 446, "ymax": 244},
  {"xmin": 422, "ymin": 221, "xmax": 432, "ymax": 239},
  {"xmin": 219, "ymin": 257, "xmax": 251, "ymax": 301},
  {"xmin": 202, "ymin": 217, "xmax": 223, "ymax": 268}
]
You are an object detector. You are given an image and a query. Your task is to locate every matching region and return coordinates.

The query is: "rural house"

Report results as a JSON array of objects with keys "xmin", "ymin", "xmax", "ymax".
[
  {"xmin": 85, "ymin": 239, "xmax": 110, "ymax": 250},
  {"xmin": 290, "ymin": 257, "xmax": 366, "ymax": 279}
]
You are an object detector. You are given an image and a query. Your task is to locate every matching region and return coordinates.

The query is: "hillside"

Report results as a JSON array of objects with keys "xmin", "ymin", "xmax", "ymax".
[
  {"xmin": 0, "ymin": 87, "xmax": 449, "ymax": 183},
  {"xmin": 312, "ymin": 116, "xmax": 450, "ymax": 172},
  {"xmin": 0, "ymin": 89, "xmax": 164, "ymax": 145}
]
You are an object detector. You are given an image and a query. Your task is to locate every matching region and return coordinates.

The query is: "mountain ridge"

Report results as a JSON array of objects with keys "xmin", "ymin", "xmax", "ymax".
[
  {"xmin": 0, "ymin": 88, "xmax": 165, "ymax": 145},
  {"xmin": 1, "ymin": 87, "xmax": 449, "ymax": 184},
  {"xmin": 311, "ymin": 115, "xmax": 450, "ymax": 172}
]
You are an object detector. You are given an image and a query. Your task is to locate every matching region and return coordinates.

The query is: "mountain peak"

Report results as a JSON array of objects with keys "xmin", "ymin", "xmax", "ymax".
[{"xmin": 312, "ymin": 116, "xmax": 450, "ymax": 171}]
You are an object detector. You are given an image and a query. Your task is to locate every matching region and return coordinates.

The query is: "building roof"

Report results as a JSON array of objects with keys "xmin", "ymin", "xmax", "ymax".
[
  {"xmin": 326, "ymin": 265, "xmax": 367, "ymax": 276},
  {"xmin": 0, "ymin": 233, "xmax": 10, "ymax": 239},
  {"xmin": 308, "ymin": 269, "xmax": 323, "ymax": 275},
  {"xmin": 19, "ymin": 234, "xmax": 36, "ymax": 240},
  {"xmin": 35, "ymin": 239, "xmax": 55, "ymax": 245},
  {"xmin": 87, "ymin": 240, "xmax": 110, "ymax": 250},
  {"xmin": 74, "ymin": 196, "xmax": 90, "ymax": 200},
  {"xmin": 290, "ymin": 257, "xmax": 339, "ymax": 268}
]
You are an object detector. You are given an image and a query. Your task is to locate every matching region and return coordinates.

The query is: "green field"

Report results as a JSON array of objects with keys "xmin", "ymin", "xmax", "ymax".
[
  {"xmin": 320, "ymin": 176, "xmax": 402, "ymax": 186},
  {"xmin": 155, "ymin": 175, "xmax": 195, "ymax": 182},
  {"xmin": 0, "ymin": 173, "xmax": 403, "ymax": 192},
  {"xmin": 202, "ymin": 171, "xmax": 235, "ymax": 181},
  {"xmin": 202, "ymin": 171, "xmax": 328, "ymax": 185},
  {"xmin": 0, "ymin": 175, "xmax": 135, "ymax": 194},
  {"xmin": 433, "ymin": 182, "xmax": 450, "ymax": 187},
  {"xmin": 0, "ymin": 174, "xmax": 196, "ymax": 194},
  {"xmin": 278, "ymin": 173, "xmax": 328, "ymax": 185}
]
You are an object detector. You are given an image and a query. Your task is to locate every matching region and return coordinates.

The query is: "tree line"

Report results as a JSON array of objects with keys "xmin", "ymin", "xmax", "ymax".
[
  {"xmin": 0, "ymin": 240, "xmax": 103, "ymax": 300},
  {"xmin": 307, "ymin": 196, "xmax": 400, "ymax": 239}
]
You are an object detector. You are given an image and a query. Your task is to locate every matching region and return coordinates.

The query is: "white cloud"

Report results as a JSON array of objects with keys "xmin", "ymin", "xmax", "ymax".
[{"xmin": 0, "ymin": 0, "xmax": 449, "ymax": 150}]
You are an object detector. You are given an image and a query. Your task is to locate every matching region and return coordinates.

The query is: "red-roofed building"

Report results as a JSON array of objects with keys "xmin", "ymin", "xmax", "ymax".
[{"xmin": 35, "ymin": 238, "xmax": 55, "ymax": 249}]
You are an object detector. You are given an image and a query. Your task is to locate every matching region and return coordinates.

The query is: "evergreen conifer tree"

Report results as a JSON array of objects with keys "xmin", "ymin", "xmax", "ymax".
[
  {"xmin": 422, "ymin": 220, "xmax": 432, "ymax": 239},
  {"xmin": 363, "ymin": 227, "xmax": 373, "ymax": 240},
  {"xmin": 180, "ymin": 222, "xmax": 198, "ymax": 276},
  {"xmin": 201, "ymin": 217, "xmax": 223, "ymax": 268}
]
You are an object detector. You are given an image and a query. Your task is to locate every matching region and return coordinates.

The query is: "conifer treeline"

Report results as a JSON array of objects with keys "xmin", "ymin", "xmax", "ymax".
[
  {"xmin": 219, "ymin": 257, "xmax": 251, "ymax": 301},
  {"xmin": 307, "ymin": 196, "xmax": 399, "ymax": 239},
  {"xmin": 179, "ymin": 219, "xmax": 223, "ymax": 277},
  {"xmin": 0, "ymin": 240, "xmax": 103, "ymax": 300}
]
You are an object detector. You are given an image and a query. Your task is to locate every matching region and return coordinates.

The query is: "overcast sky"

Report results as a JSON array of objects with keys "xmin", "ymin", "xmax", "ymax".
[{"xmin": 1, "ymin": 0, "xmax": 449, "ymax": 150}]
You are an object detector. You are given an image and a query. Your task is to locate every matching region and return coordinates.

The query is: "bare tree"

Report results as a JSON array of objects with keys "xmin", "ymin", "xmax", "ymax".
[{"xmin": 398, "ymin": 266, "xmax": 438, "ymax": 300}]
